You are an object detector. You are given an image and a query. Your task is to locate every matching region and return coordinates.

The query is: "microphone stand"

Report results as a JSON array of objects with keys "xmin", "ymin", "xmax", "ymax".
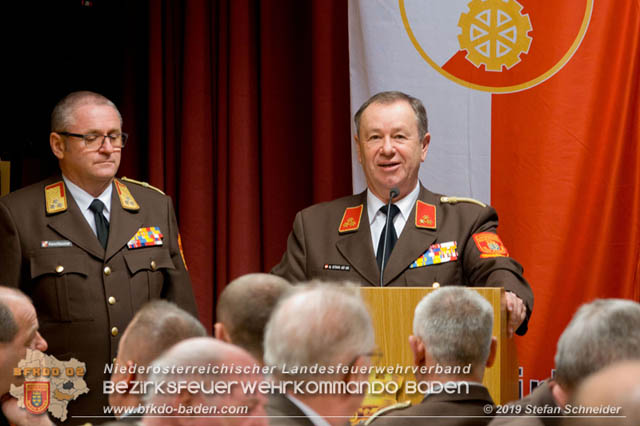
[{"xmin": 380, "ymin": 187, "xmax": 399, "ymax": 287}]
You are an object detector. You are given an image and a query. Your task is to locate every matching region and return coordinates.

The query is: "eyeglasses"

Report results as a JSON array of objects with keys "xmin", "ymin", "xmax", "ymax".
[{"xmin": 57, "ymin": 131, "xmax": 128, "ymax": 151}]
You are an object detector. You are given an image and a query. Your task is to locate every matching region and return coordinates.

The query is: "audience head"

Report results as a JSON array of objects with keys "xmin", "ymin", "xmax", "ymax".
[
  {"xmin": 410, "ymin": 286, "xmax": 496, "ymax": 382},
  {"xmin": 109, "ymin": 300, "xmax": 206, "ymax": 416},
  {"xmin": 264, "ymin": 281, "xmax": 375, "ymax": 425},
  {"xmin": 563, "ymin": 360, "xmax": 640, "ymax": 426},
  {"xmin": 215, "ymin": 273, "xmax": 290, "ymax": 363},
  {"xmin": 0, "ymin": 286, "xmax": 48, "ymax": 393},
  {"xmin": 142, "ymin": 337, "xmax": 267, "ymax": 426},
  {"xmin": 552, "ymin": 298, "xmax": 640, "ymax": 406}
]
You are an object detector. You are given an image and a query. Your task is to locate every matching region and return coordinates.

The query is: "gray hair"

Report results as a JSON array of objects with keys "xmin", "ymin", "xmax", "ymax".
[
  {"xmin": 413, "ymin": 286, "xmax": 493, "ymax": 367},
  {"xmin": 120, "ymin": 300, "xmax": 206, "ymax": 369},
  {"xmin": 216, "ymin": 273, "xmax": 291, "ymax": 361},
  {"xmin": 0, "ymin": 300, "xmax": 18, "ymax": 343},
  {"xmin": 264, "ymin": 281, "xmax": 375, "ymax": 380},
  {"xmin": 0, "ymin": 287, "xmax": 30, "ymax": 342},
  {"xmin": 554, "ymin": 298, "xmax": 640, "ymax": 391},
  {"xmin": 354, "ymin": 91, "xmax": 429, "ymax": 140},
  {"xmin": 51, "ymin": 90, "xmax": 122, "ymax": 132}
]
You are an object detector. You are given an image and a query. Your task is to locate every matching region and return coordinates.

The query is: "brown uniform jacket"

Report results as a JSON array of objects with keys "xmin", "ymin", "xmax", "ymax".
[
  {"xmin": 488, "ymin": 381, "xmax": 561, "ymax": 426},
  {"xmin": 272, "ymin": 184, "xmax": 533, "ymax": 334},
  {"xmin": 370, "ymin": 383, "xmax": 495, "ymax": 426},
  {"xmin": 266, "ymin": 394, "xmax": 316, "ymax": 426},
  {"xmin": 0, "ymin": 176, "xmax": 197, "ymax": 424}
]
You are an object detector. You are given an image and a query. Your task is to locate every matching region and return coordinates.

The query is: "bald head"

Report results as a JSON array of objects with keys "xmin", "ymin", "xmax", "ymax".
[
  {"xmin": 143, "ymin": 337, "xmax": 267, "ymax": 426},
  {"xmin": 564, "ymin": 360, "xmax": 640, "ymax": 426},
  {"xmin": 0, "ymin": 286, "xmax": 48, "ymax": 392},
  {"xmin": 215, "ymin": 273, "xmax": 290, "ymax": 362}
]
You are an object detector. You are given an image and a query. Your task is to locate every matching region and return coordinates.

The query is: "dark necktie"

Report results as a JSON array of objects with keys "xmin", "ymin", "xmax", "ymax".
[
  {"xmin": 89, "ymin": 199, "xmax": 109, "ymax": 249},
  {"xmin": 376, "ymin": 204, "xmax": 401, "ymax": 270}
]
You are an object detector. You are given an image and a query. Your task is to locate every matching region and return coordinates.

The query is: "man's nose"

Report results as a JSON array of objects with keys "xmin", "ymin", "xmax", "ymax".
[
  {"xmin": 98, "ymin": 136, "xmax": 117, "ymax": 153},
  {"xmin": 380, "ymin": 136, "xmax": 395, "ymax": 154},
  {"xmin": 33, "ymin": 332, "xmax": 48, "ymax": 352}
]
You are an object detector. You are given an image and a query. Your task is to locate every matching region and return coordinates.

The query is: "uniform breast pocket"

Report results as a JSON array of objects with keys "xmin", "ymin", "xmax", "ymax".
[
  {"xmin": 123, "ymin": 248, "xmax": 176, "ymax": 305},
  {"xmin": 29, "ymin": 252, "xmax": 92, "ymax": 322}
]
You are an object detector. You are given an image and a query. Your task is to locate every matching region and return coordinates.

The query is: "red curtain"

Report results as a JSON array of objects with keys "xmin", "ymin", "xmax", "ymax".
[{"xmin": 141, "ymin": 0, "xmax": 352, "ymax": 330}]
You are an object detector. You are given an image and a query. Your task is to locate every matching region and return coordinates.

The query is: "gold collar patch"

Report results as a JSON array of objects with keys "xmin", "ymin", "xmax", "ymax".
[
  {"xmin": 114, "ymin": 180, "xmax": 140, "ymax": 211},
  {"xmin": 45, "ymin": 181, "xmax": 67, "ymax": 215}
]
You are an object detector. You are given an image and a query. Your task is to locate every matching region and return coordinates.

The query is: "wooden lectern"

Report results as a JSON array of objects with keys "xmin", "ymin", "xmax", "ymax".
[
  {"xmin": 0, "ymin": 160, "xmax": 9, "ymax": 196},
  {"xmin": 356, "ymin": 287, "xmax": 518, "ymax": 418}
]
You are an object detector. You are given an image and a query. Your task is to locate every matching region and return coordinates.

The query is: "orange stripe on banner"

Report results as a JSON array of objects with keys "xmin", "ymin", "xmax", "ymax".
[{"xmin": 491, "ymin": 0, "xmax": 640, "ymax": 395}]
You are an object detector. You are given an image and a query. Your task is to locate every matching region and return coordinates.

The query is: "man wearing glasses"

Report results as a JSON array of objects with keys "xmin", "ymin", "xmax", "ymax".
[{"xmin": 0, "ymin": 91, "xmax": 197, "ymax": 423}]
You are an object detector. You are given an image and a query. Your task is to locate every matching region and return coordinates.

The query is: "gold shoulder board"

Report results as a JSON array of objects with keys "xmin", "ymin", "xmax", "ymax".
[
  {"xmin": 121, "ymin": 177, "xmax": 165, "ymax": 195},
  {"xmin": 440, "ymin": 196, "xmax": 487, "ymax": 208},
  {"xmin": 364, "ymin": 401, "xmax": 412, "ymax": 425}
]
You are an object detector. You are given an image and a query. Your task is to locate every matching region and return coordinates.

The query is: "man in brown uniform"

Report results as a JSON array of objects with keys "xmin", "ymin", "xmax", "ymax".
[
  {"xmin": 272, "ymin": 91, "xmax": 532, "ymax": 336},
  {"xmin": 0, "ymin": 91, "xmax": 197, "ymax": 423}
]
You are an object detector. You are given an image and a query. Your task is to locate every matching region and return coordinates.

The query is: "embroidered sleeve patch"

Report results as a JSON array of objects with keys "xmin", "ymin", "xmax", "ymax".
[
  {"xmin": 127, "ymin": 227, "xmax": 164, "ymax": 249},
  {"xmin": 473, "ymin": 232, "xmax": 509, "ymax": 258},
  {"xmin": 410, "ymin": 241, "xmax": 458, "ymax": 268}
]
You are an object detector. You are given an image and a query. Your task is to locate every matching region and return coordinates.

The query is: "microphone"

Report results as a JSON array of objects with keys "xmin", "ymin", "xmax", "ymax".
[{"xmin": 380, "ymin": 187, "xmax": 399, "ymax": 287}]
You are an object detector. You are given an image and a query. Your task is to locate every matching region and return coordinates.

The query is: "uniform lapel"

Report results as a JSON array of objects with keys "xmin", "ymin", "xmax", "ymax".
[
  {"xmin": 105, "ymin": 181, "xmax": 142, "ymax": 261},
  {"xmin": 382, "ymin": 185, "xmax": 439, "ymax": 285},
  {"xmin": 335, "ymin": 192, "xmax": 380, "ymax": 286},
  {"xmin": 46, "ymin": 181, "xmax": 105, "ymax": 259}
]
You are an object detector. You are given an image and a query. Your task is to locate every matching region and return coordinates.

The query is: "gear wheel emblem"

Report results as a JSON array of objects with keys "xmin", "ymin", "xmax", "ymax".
[{"xmin": 457, "ymin": 0, "xmax": 532, "ymax": 71}]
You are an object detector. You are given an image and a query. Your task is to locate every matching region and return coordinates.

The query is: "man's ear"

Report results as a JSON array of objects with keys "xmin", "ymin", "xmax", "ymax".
[
  {"xmin": 550, "ymin": 380, "xmax": 569, "ymax": 408},
  {"xmin": 50, "ymin": 132, "xmax": 65, "ymax": 160},
  {"xmin": 420, "ymin": 132, "xmax": 430, "ymax": 162},
  {"xmin": 214, "ymin": 322, "xmax": 232, "ymax": 343},
  {"xmin": 486, "ymin": 337, "xmax": 497, "ymax": 368},
  {"xmin": 354, "ymin": 134, "xmax": 363, "ymax": 164},
  {"xmin": 343, "ymin": 354, "xmax": 370, "ymax": 385},
  {"xmin": 409, "ymin": 335, "xmax": 426, "ymax": 367},
  {"xmin": 123, "ymin": 360, "xmax": 138, "ymax": 390}
]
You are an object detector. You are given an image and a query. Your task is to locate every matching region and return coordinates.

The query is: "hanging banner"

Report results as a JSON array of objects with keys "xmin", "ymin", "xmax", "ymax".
[{"xmin": 349, "ymin": 0, "xmax": 639, "ymax": 400}]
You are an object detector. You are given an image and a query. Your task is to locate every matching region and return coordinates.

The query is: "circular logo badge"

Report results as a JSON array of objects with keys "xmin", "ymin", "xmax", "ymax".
[{"xmin": 400, "ymin": 0, "xmax": 593, "ymax": 93}]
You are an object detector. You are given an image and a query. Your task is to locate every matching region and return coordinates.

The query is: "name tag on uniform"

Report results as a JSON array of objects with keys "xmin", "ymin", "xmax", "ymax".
[
  {"xmin": 127, "ymin": 227, "xmax": 164, "ymax": 249},
  {"xmin": 40, "ymin": 240, "xmax": 73, "ymax": 248},
  {"xmin": 324, "ymin": 264, "xmax": 351, "ymax": 271},
  {"xmin": 410, "ymin": 241, "xmax": 458, "ymax": 269},
  {"xmin": 41, "ymin": 240, "xmax": 73, "ymax": 248}
]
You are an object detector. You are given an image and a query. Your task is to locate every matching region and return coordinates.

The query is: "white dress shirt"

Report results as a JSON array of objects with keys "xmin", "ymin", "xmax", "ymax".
[
  {"xmin": 368, "ymin": 182, "xmax": 420, "ymax": 254},
  {"xmin": 63, "ymin": 176, "xmax": 112, "ymax": 236}
]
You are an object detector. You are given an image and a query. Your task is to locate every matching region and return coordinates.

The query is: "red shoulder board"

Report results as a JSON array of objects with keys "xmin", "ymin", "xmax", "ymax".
[
  {"xmin": 473, "ymin": 232, "xmax": 509, "ymax": 258},
  {"xmin": 415, "ymin": 200, "xmax": 436, "ymax": 229},
  {"xmin": 338, "ymin": 205, "xmax": 363, "ymax": 233}
]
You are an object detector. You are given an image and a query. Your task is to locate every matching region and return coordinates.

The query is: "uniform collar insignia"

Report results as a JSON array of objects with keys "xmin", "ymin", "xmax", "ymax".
[
  {"xmin": 44, "ymin": 181, "xmax": 68, "ymax": 215},
  {"xmin": 114, "ymin": 180, "xmax": 140, "ymax": 211},
  {"xmin": 338, "ymin": 204, "xmax": 363, "ymax": 233},
  {"xmin": 415, "ymin": 200, "xmax": 436, "ymax": 229}
]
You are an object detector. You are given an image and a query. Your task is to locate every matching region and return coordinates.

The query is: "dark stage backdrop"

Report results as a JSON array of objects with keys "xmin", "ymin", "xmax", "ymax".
[{"xmin": 3, "ymin": 0, "xmax": 352, "ymax": 330}]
